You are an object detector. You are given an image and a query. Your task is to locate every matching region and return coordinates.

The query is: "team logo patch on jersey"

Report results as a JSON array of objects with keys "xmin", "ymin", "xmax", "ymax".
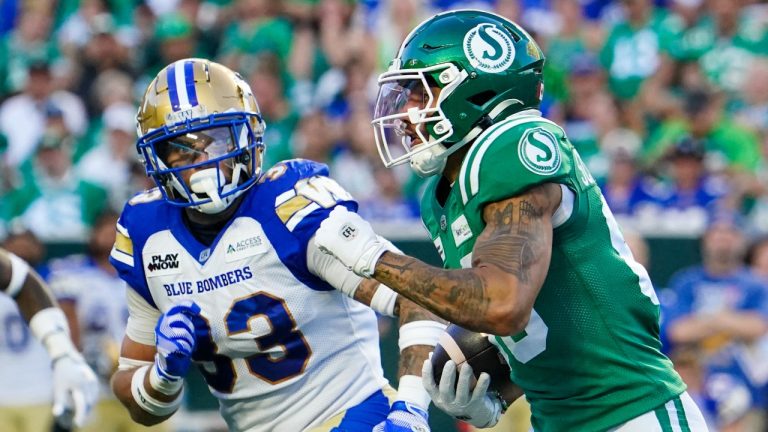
[
  {"xmin": 463, "ymin": 23, "xmax": 515, "ymax": 73},
  {"xmin": 451, "ymin": 215, "xmax": 473, "ymax": 247},
  {"xmin": 145, "ymin": 253, "xmax": 182, "ymax": 276},
  {"xmin": 518, "ymin": 127, "xmax": 562, "ymax": 175},
  {"xmin": 225, "ymin": 235, "xmax": 269, "ymax": 262}
]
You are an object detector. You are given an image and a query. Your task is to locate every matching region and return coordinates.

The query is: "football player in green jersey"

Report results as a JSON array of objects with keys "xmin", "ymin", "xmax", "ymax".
[{"xmin": 314, "ymin": 9, "xmax": 710, "ymax": 432}]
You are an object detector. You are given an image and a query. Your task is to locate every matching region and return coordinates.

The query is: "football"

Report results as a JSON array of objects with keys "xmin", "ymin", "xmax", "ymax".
[{"xmin": 431, "ymin": 324, "xmax": 521, "ymax": 404}]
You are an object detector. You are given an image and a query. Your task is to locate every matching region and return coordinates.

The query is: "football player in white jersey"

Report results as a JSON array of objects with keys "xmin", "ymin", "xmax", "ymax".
[
  {"xmin": 109, "ymin": 58, "xmax": 445, "ymax": 431},
  {"xmin": 49, "ymin": 212, "xmax": 169, "ymax": 432},
  {"xmin": 0, "ymin": 247, "xmax": 99, "ymax": 429}
]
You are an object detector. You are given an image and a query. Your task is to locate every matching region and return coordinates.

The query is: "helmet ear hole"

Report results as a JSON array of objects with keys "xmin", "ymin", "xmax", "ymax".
[{"xmin": 468, "ymin": 90, "xmax": 497, "ymax": 107}]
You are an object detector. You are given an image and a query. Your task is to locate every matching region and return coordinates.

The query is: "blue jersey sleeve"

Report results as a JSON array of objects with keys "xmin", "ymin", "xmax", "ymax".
[
  {"xmin": 248, "ymin": 159, "xmax": 358, "ymax": 291},
  {"xmin": 108, "ymin": 189, "xmax": 167, "ymax": 308}
]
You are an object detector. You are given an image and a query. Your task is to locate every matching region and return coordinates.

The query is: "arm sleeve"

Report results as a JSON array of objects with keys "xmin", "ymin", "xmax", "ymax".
[
  {"xmin": 306, "ymin": 236, "xmax": 364, "ymax": 298},
  {"xmin": 125, "ymin": 287, "xmax": 161, "ymax": 346}
]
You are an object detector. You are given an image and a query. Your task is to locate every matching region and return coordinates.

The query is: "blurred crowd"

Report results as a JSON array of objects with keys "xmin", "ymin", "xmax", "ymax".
[
  {"xmin": 4, "ymin": 0, "xmax": 768, "ymax": 431},
  {"xmin": 4, "ymin": 0, "xmax": 768, "ymax": 240}
]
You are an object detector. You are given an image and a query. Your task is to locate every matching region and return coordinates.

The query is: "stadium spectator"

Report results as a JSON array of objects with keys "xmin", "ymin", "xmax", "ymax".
[
  {"xmin": 664, "ymin": 212, "xmax": 768, "ymax": 423},
  {"xmin": 598, "ymin": 130, "xmax": 666, "ymax": 226},
  {"xmin": 0, "ymin": 62, "xmax": 87, "ymax": 168},
  {"xmin": 599, "ymin": 0, "xmax": 677, "ymax": 102},
  {"xmin": 668, "ymin": 345, "xmax": 754, "ymax": 431},
  {"xmin": 0, "ymin": 7, "xmax": 57, "ymax": 96},
  {"xmin": 645, "ymin": 88, "xmax": 762, "ymax": 174},
  {"xmin": 654, "ymin": 136, "xmax": 730, "ymax": 234},
  {"xmin": 248, "ymin": 54, "xmax": 301, "ymax": 169},
  {"xmin": 218, "ymin": 0, "xmax": 292, "ymax": 73},
  {"xmin": 0, "ymin": 126, "xmax": 108, "ymax": 242}
]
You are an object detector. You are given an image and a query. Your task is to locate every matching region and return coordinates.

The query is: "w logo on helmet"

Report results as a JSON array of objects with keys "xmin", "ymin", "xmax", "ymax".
[{"xmin": 463, "ymin": 23, "xmax": 516, "ymax": 73}]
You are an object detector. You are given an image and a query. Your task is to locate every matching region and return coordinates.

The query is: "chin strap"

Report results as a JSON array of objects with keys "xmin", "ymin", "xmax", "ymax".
[{"xmin": 410, "ymin": 99, "xmax": 528, "ymax": 177}]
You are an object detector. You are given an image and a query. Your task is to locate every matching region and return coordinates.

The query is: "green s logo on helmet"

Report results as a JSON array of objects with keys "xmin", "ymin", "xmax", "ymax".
[{"xmin": 371, "ymin": 9, "xmax": 545, "ymax": 177}]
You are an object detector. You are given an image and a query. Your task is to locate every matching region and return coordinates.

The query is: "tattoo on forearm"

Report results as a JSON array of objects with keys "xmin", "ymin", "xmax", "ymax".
[
  {"xmin": 377, "ymin": 252, "xmax": 492, "ymax": 330},
  {"xmin": 399, "ymin": 345, "xmax": 433, "ymax": 377},
  {"xmin": 373, "ymin": 184, "xmax": 556, "ymax": 332}
]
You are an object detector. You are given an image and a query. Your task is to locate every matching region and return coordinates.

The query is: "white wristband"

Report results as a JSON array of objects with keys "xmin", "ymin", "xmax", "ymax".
[
  {"xmin": 370, "ymin": 284, "xmax": 398, "ymax": 317},
  {"xmin": 398, "ymin": 320, "xmax": 447, "ymax": 351},
  {"xmin": 29, "ymin": 308, "xmax": 76, "ymax": 360},
  {"xmin": 6, "ymin": 252, "xmax": 29, "ymax": 297},
  {"xmin": 397, "ymin": 374, "xmax": 431, "ymax": 411},
  {"xmin": 131, "ymin": 365, "xmax": 182, "ymax": 416},
  {"xmin": 149, "ymin": 363, "xmax": 184, "ymax": 396},
  {"xmin": 472, "ymin": 394, "xmax": 503, "ymax": 428}
]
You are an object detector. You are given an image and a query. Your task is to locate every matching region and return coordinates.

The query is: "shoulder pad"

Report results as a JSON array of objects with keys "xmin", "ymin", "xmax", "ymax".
[
  {"xmin": 458, "ymin": 115, "xmax": 572, "ymax": 206},
  {"xmin": 254, "ymin": 159, "xmax": 356, "ymax": 232},
  {"xmin": 127, "ymin": 188, "xmax": 164, "ymax": 207},
  {"xmin": 260, "ymin": 159, "xmax": 330, "ymax": 188}
]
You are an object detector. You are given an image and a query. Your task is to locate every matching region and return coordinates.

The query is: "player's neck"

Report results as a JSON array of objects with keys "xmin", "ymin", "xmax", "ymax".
[
  {"xmin": 183, "ymin": 196, "xmax": 244, "ymax": 228},
  {"xmin": 442, "ymin": 145, "xmax": 471, "ymax": 185}
]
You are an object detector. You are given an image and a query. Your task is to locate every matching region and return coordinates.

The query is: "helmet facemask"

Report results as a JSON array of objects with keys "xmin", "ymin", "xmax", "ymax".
[
  {"xmin": 372, "ymin": 63, "xmax": 468, "ymax": 177},
  {"xmin": 138, "ymin": 112, "xmax": 265, "ymax": 214},
  {"xmin": 371, "ymin": 10, "xmax": 547, "ymax": 178}
]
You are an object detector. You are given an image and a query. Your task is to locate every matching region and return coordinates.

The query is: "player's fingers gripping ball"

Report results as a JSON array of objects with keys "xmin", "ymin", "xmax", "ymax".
[
  {"xmin": 430, "ymin": 324, "xmax": 519, "ymax": 403},
  {"xmin": 155, "ymin": 300, "xmax": 202, "ymax": 379},
  {"xmin": 423, "ymin": 324, "xmax": 518, "ymax": 428},
  {"xmin": 315, "ymin": 206, "xmax": 388, "ymax": 277}
]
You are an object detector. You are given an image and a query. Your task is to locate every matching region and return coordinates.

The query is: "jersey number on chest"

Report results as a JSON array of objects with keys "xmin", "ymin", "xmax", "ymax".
[{"xmin": 191, "ymin": 292, "xmax": 312, "ymax": 393}]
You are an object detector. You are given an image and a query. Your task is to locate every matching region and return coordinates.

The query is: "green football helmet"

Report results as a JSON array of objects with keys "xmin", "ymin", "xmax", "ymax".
[{"xmin": 372, "ymin": 9, "xmax": 545, "ymax": 177}]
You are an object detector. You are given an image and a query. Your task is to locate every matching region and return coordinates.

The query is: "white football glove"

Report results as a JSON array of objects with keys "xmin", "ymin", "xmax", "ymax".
[
  {"xmin": 422, "ymin": 359, "xmax": 503, "ymax": 428},
  {"xmin": 52, "ymin": 352, "xmax": 99, "ymax": 428},
  {"xmin": 314, "ymin": 206, "xmax": 389, "ymax": 277}
]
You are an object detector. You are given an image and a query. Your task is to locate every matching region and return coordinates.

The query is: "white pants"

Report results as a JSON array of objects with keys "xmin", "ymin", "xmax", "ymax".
[{"xmin": 610, "ymin": 392, "xmax": 709, "ymax": 432}]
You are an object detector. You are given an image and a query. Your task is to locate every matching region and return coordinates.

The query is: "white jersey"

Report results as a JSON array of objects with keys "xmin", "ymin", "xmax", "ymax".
[
  {"xmin": 48, "ymin": 255, "xmax": 128, "ymax": 399},
  {"xmin": 0, "ymin": 293, "xmax": 52, "ymax": 406},
  {"xmin": 110, "ymin": 160, "xmax": 387, "ymax": 432}
]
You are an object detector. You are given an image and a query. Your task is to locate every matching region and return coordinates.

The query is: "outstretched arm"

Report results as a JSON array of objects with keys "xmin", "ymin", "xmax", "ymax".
[
  {"xmin": 0, "ymin": 248, "xmax": 98, "ymax": 428},
  {"xmin": 309, "ymin": 242, "xmax": 446, "ymax": 427},
  {"xmin": 315, "ymin": 182, "xmax": 561, "ymax": 335}
]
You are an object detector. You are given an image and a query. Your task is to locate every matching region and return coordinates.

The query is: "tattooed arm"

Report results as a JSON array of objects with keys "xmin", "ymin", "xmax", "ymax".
[
  {"xmin": 373, "ymin": 183, "xmax": 561, "ymax": 335},
  {"xmin": 354, "ymin": 277, "xmax": 446, "ymax": 376}
]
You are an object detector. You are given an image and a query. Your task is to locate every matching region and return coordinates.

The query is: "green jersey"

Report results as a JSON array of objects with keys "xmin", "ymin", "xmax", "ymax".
[{"xmin": 420, "ymin": 112, "xmax": 686, "ymax": 431}]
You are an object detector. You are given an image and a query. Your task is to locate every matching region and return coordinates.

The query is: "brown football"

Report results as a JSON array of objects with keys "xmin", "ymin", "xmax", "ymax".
[{"xmin": 431, "ymin": 324, "xmax": 521, "ymax": 404}]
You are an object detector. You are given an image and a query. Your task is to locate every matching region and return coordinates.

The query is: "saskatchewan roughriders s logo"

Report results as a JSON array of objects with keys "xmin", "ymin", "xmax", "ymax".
[
  {"xmin": 519, "ymin": 128, "xmax": 561, "ymax": 175},
  {"xmin": 463, "ymin": 23, "xmax": 515, "ymax": 73}
]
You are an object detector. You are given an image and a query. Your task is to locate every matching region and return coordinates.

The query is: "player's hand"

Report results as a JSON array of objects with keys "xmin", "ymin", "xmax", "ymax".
[
  {"xmin": 422, "ymin": 359, "xmax": 502, "ymax": 428},
  {"xmin": 51, "ymin": 351, "xmax": 99, "ymax": 428},
  {"xmin": 314, "ymin": 206, "xmax": 388, "ymax": 277},
  {"xmin": 155, "ymin": 301, "xmax": 201, "ymax": 380},
  {"xmin": 373, "ymin": 401, "xmax": 430, "ymax": 432}
]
